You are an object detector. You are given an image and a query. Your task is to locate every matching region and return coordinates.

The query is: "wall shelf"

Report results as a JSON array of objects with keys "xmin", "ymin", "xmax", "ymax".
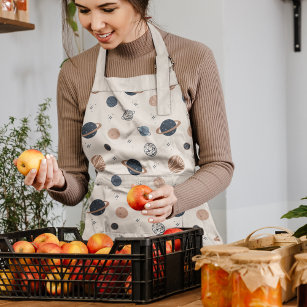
[{"xmin": 0, "ymin": 17, "xmax": 34, "ymax": 34}]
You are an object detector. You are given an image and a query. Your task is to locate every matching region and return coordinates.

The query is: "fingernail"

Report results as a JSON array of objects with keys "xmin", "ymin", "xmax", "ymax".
[
  {"xmin": 31, "ymin": 169, "xmax": 36, "ymax": 174},
  {"xmin": 50, "ymin": 154, "xmax": 54, "ymax": 158},
  {"xmin": 41, "ymin": 159, "xmax": 46, "ymax": 165},
  {"xmin": 148, "ymin": 194, "xmax": 153, "ymax": 200},
  {"xmin": 149, "ymin": 218, "xmax": 154, "ymax": 223},
  {"xmin": 145, "ymin": 203, "xmax": 151, "ymax": 209},
  {"xmin": 46, "ymin": 154, "xmax": 50, "ymax": 159},
  {"xmin": 142, "ymin": 210, "xmax": 147, "ymax": 214}
]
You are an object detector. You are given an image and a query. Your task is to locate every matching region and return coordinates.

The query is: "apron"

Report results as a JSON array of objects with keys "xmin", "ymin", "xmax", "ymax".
[{"xmin": 81, "ymin": 23, "xmax": 222, "ymax": 245}]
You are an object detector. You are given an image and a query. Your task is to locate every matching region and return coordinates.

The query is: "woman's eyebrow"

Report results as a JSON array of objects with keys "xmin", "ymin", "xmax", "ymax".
[{"xmin": 74, "ymin": 2, "xmax": 117, "ymax": 9}]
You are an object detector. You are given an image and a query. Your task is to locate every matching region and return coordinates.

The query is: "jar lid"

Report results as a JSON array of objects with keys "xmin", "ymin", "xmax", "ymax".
[
  {"xmin": 231, "ymin": 250, "xmax": 281, "ymax": 263},
  {"xmin": 201, "ymin": 245, "xmax": 249, "ymax": 256},
  {"xmin": 294, "ymin": 252, "xmax": 307, "ymax": 262}
]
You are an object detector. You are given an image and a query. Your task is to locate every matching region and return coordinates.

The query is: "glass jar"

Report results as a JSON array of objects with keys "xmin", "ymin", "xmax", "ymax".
[
  {"xmin": 193, "ymin": 245, "xmax": 248, "ymax": 307},
  {"xmin": 292, "ymin": 253, "xmax": 307, "ymax": 307},
  {"xmin": 230, "ymin": 250, "xmax": 284, "ymax": 307}
]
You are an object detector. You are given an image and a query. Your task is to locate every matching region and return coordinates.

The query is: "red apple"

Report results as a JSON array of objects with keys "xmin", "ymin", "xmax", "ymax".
[
  {"xmin": 16, "ymin": 149, "xmax": 45, "ymax": 176},
  {"xmin": 70, "ymin": 241, "xmax": 88, "ymax": 254},
  {"xmin": 33, "ymin": 233, "xmax": 60, "ymax": 249},
  {"xmin": 127, "ymin": 185, "xmax": 152, "ymax": 211},
  {"xmin": 87, "ymin": 233, "xmax": 113, "ymax": 254},
  {"xmin": 163, "ymin": 228, "xmax": 183, "ymax": 251},
  {"xmin": 124, "ymin": 274, "xmax": 132, "ymax": 294},
  {"xmin": 11, "ymin": 240, "xmax": 36, "ymax": 270},
  {"xmin": 19, "ymin": 265, "xmax": 46, "ymax": 293},
  {"xmin": 37, "ymin": 243, "xmax": 62, "ymax": 270},
  {"xmin": 61, "ymin": 242, "xmax": 84, "ymax": 266}
]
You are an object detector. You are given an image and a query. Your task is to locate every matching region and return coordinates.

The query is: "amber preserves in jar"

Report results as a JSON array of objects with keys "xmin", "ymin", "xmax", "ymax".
[
  {"xmin": 193, "ymin": 245, "xmax": 248, "ymax": 307},
  {"xmin": 291, "ymin": 253, "xmax": 307, "ymax": 307},
  {"xmin": 231, "ymin": 251, "xmax": 284, "ymax": 307}
]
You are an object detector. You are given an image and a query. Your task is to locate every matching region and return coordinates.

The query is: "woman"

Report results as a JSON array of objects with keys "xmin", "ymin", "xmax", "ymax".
[{"xmin": 21, "ymin": 0, "xmax": 234, "ymax": 244}]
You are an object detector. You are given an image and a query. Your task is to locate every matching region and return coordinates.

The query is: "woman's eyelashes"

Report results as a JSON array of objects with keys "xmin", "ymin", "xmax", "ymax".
[{"xmin": 79, "ymin": 8, "xmax": 116, "ymax": 14}]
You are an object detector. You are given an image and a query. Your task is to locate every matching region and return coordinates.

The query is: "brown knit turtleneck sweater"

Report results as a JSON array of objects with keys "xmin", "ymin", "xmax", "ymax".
[{"xmin": 48, "ymin": 26, "xmax": 234, "ymax": 217}]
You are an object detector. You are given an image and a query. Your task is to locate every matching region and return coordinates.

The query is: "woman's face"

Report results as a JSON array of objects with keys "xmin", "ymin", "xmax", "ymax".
[{"xmin": 74, "ymin": 0, "xmax": 145, "ymax": 49}]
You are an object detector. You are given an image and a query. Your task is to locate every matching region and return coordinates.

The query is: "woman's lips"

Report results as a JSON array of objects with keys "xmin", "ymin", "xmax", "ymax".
[{"xmin": 95, "ymin": 31, "xmax": 114, "ymax": 43}]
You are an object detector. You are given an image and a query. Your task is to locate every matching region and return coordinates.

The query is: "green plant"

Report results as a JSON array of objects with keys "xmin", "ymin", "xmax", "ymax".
[
  {"xmin": 281, "ymin": 197, "xmax": 307, "ymax": 238},
  {"xmin": 0, "ymin": 99, "xmax": 61, "ymax": 233}
]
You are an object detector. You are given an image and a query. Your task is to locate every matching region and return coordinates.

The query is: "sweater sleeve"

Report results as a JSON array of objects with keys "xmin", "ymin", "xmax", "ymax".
[
  {"xmin": 171, "ymin": 49, "xmax": 234, "ymax": 216},
  {"xmin": 47, "ymin": 63, "xmax": 90, "ymax": 205}
]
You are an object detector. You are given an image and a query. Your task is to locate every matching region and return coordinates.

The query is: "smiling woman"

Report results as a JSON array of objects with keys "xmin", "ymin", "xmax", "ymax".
[{"xmin": 20, "ymin": 0, "xmax": 235, "ymax": 244}]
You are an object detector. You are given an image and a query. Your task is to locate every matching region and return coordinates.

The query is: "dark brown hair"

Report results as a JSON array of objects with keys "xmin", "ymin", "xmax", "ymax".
[{"xmin": 62, "ymin": 0, "xmax": 150, "ymax": 58}]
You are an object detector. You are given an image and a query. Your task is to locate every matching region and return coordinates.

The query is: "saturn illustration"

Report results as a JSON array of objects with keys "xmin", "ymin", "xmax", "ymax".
[
  {"xmin": 137, "ymin": 126, "xmax": 151, "ymax": 136},
  {"xmin": 125, "ymin": 91, "xmax": 143, "ymax": 96},
  {"xmin": 122, "ymin": 159, "xmax": 147, "ymax": 175},
  {"xmin": 87, "ymin": 199, "xmax": 110, "ymax": 216},
  {"xmin": 156, "ymin": 119, "xmax": 181, "ymax": 136},
  {"xmin": 82, "ymin": 122, "xmax": 102, "ymax": 139}
]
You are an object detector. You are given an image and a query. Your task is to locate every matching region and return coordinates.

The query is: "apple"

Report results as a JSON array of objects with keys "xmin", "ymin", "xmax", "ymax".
[
  {"xmin": 84, "ymin": 269, "xmax": 117, "ymax": 294},
  {"xmin": 10, "ymin": 240, "xmax": 36, "ymax": 271},
  {"xmin": 37, "ymin": 243, "xmax": 62, "ymax": 270},
  {"xmin": 163, "ymin": 228, "xmax": 183, "ymax": 251},
  {"xmin": 33, "ymin": 233, "xmax": 60, "ymax": 249},
  {"xmin": 87, "ymin": 233, "xmax": 113, "ymax": 254},
  {"xmin": 19, "ymin": 265, "xmax": 46, "ymax": 293},
  {"xmin": 82, "ymin": 260, "xmax": 99, "ymax": 280},
  {"xmin": 59, "ymin": 241, "xmax": 66, "ymax": 248},
  {"xmin": 0, "ymin": 270, "xmax": 15, "ymax": 292},
  {"xmin": 94, "ymin": 246, "xmax": 112, "ymax": 267},
  {"xmin": 45, "ymin": 268, "xmax": 71, "ymax": 295},
  {"xmin": 127, "ymin": 185, "xmax": 152, "ymax": 211},
  {"xmin": 114, "ymin": 245, "xmax": 132, "ymax": 269},
  {"xmin": 16, "ymin": 149, "xmax": 45, "ymax": 176},
  {"xmin": 61, "ymin": 242, "xmax": 84, "ymax": 266},
  {"xmin": 70, "ymin": 241, "xmax": 88, "ymax": 254},
  {"xmin": 124, "ymin": 275, "xmax": 132, "ymax": 294}
]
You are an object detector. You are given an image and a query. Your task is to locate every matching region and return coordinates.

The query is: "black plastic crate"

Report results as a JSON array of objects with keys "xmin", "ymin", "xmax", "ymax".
[{"xmin": 0, "ymin": 226, "xmax": 203, "ymax": 303}]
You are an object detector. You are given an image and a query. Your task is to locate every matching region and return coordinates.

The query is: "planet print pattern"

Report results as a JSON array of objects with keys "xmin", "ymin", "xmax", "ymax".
[
  {"xmin": 156, "ymin": 119, "xmax": 181, "ymax": 136},
  {"xmin": 82, "ymin": 122, "xmax": 102, "ymax": 139},
  {"xmin": 168, "ymin": 155, "xmax": 185, "ymax": 173},
  {"xmin": 175, "ymin": 211, "xmax": 185, "ymax": 217},
  {"xmin": 111, "ymin": 175, "xmax": 122, "ymax": 186},
  {"xmin": 153, "ymin": 177, "xmax": 165, "ymax": 188},
  {"xmin": 138, "ymin": 126, "xmax": 151, "ymax": 136},
  {"xmin": 122, "ymin": 110, "xmax": 135, "ymax": 121},
  {"xmin": 121, "ymin": 159, "xmax": 147, "ymax": 175},
  {"xmin": 152, "ymin": 223, "xmax": 165, "ymax": 235},
  {"xmin": 196, "ymin": 209, "xmax": 209, "ymax": 221},
  {"xmin": 108, "ymin": 128, "xmax": 120, "ymax": 139},
  {"xmin": 106, "ymin": 96, "xmax": 118, "ymax": 107},
  {"xmin": 125, "ymin": 91, "xmax": 143, "ymax": 96},
  {"xmin": 91, "ymin": 155, "xmax": 106, "ymax": 172},
  {"xmin": 184, "ymin": 143, "xmax": 191, "ymax": 150},
  {"xmin": 88, "ymin": 199, "xmax": 109, "ymax": 216},
  {"xmin": 144, "ymin": 143, "xmax": 157, "ymax": 157},
  {"xmin": 149, "ymin": 95, "xmax": 157, "ymax": 106},
  {"xmin": 104, "ymin": 144, "xmax": 111, "ymax": 151},
  {"xmin": 187, "ymin": 126, "xmax": 193, "ymax": 137},
  {"xmin": 115, "ymin": 207, "xmax": 128, "ymax": 219},
  {"xmin": 111, "ymin": 223, "xmax": 119, "ymax": 230}
]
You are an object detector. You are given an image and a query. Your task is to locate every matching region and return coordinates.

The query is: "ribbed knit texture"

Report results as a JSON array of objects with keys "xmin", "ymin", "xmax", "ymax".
[{"xmin": 48, "ymin": 26, "xmax": 234, "ymax": 217}]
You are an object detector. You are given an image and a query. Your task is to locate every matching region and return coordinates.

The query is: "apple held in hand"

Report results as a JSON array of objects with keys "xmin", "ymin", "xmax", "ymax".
[
  {"xmin": 16, "ymin": 149, "xmax": 45, "ymax": 176},
  {"xmin": 127, "ymin": 185, "xmax": 152, "ymax": 211}
]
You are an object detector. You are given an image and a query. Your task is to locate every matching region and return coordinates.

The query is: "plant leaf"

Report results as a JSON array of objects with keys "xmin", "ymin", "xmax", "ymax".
[
  {"xmin": 67, "ymin": 2, "xmax": 76, "ymax": 18},
  {"xmin": 293, "ymin": 224, "xmax": 307, "ymax": 238},
  {"xmin": 281, "ymin": 205, "xmax": 307, "ymax": 219},
  {"xmin": 67, "ymin": 19, "xmax": 78, "ymax": 32},
  {"xmin": 301, "ymin": 196, "xmax": 307, "ymax": 200}
]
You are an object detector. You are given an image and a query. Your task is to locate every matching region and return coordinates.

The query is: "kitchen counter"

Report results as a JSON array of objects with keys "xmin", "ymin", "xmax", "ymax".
[{"xmin": 0, "ymin": 288, "xmax": 297, "ymax": 306}]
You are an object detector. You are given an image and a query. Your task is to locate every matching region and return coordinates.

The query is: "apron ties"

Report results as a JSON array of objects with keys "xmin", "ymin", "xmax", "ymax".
[{"xmin": 81, "ymin": 23, "xmax": 222, "ymax": 245}]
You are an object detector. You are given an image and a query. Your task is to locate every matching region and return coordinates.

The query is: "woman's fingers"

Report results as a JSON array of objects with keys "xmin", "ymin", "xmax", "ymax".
[
  {"xmin": 32, "ymin": 158, "xmax": 47, "ymax": 190},
  {"xmin": 44, "ymin": 154, "xmax": 54, "ymax": 189}
]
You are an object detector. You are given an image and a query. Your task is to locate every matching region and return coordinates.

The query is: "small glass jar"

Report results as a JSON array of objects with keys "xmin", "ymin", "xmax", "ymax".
[
  {"xmin": 292, "ymin": 253, "xmax": 307, "ymax": 307},
  {"xmin": 230, "ymin": 251, "xmax": 284, "ymax": 307},
  {"xmin": 193, "ymin": 245, "xmax": 248, "ymax": 307}
]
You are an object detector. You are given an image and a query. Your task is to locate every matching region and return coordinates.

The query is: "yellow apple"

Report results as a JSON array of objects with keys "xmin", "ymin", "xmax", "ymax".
[
  {"xmin": 16, "ymin": 149, "xmax": 45, "ymax": 176},
  {"xmin": 45, "ymin": 268, "xmax": 71, "ymax": 295},
  {"xmin": 0, "ymin": 270, "xmax": 15, "ymax": 293}
]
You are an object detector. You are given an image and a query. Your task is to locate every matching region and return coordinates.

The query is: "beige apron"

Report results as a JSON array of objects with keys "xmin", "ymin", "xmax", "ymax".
[{"xmin": 81, "ymin": 23, "xmax": 222, "ymax": 245}]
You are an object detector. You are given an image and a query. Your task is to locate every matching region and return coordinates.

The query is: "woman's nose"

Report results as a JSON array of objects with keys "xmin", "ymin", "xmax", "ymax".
[{"xmin": 90, "ymin": 12, "xmax": 106, "ymax": 32}]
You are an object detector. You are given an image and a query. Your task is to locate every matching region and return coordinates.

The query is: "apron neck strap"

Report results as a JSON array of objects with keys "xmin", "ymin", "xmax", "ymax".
[{"xmin": 93, "ymin": 23, "xmax": 172, "ymax": 116}]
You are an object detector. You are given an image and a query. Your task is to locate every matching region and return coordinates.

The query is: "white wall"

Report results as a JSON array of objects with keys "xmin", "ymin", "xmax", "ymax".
[{"xmin": 285, "ymin": 1, "xmax": 307, "ymax": 232}]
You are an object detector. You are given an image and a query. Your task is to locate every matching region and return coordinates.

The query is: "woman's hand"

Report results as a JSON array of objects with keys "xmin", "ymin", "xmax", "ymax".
[
  {"xmin": 141, "ymin": 184, "xmax": 177, "ymax": 223},
  {"xmin": 13, "ymin": 154, "xmax": 65, "ymax": 191}
]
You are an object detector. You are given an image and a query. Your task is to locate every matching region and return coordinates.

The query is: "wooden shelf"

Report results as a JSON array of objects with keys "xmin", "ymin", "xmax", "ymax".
[{"xmin": 0, "ymin": 17, "xmax": 34, "ymax": 33}]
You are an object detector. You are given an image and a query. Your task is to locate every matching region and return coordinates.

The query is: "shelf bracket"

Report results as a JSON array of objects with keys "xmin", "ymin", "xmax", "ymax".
[{"xmin": 293, "ymin": 0, "xmax": 302, "ymax": 52}]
